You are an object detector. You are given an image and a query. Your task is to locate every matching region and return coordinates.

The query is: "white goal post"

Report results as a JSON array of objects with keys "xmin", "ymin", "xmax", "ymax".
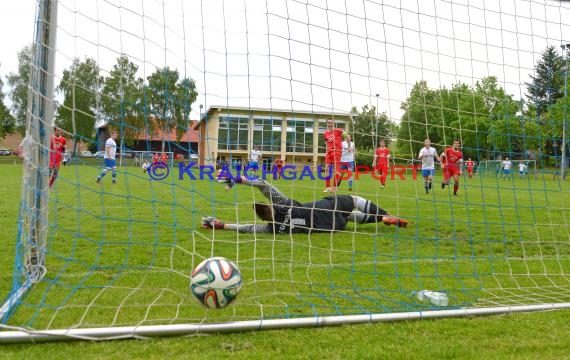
[{"xmin": 477, "ymin": 160, "xmax": 537, "ymax": 179}]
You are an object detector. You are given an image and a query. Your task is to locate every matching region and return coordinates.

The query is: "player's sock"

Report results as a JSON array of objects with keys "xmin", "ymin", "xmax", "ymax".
[
  {"xmin": 112, "ymin": 169, "xmax": 117, "ymax": 184},
  {"xmin": 441, "ymin": 182, "xmax": 445, "ymax": 189},
  {"xmin": 325, "ymin": 177, "xmax": 330, "ymax": 188},
  {"xmin": 429, "ymin": 182, "xmax": 432, "ymax": 190},
  {"xmin": 453, "ymin": 183, "xmax": 459, "ymax": 194},
  {"xmin": 352, "ymin": 196, "xmax": 388, "ymax": 223},
  {"xmin": 335, "ymin": 173, "xmax": 342, "ymax": 187}
]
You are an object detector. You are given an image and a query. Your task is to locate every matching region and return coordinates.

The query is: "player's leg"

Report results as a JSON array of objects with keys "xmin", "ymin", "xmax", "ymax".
[
  {"xmin": 324, "ymin": 155, "xmax": 332, "ymax": 191},
  {"xmin": 49, "ymin": 165, "xmax": 59, "ymax": 188},
  {"xmin": 348, "ymin": 161, "xmax": 354, "ymax": 190},
  {"xmin": 97, "ymin": 158, "xmax": 113, "ymax": 183},
  {"xmin": 453, "ymin": 172, "xmax": 460, "ymax": 195},
  {"xmin": 348, "ymin": 195, "xmax": 408, "ymax": 227},
  {"xmin": 442, "ymin": 167, "xmax": 449, "ymax": 189},
  {"xmin": 111, "ymin": 164, "xmax": 117, "ymax": 184},
  {"xmin": 422, "ymin": 169, "xmax": 429, "ymax": 193}
]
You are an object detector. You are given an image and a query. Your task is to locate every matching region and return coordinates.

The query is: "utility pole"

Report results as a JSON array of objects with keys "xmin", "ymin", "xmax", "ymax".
[
  {"xmin": 561, "ymin": 44, "xmax": 569, "ymax": 180},
  {"xmin": 375, "ymin": 93, "xmax": 380, "ymax": 149}
]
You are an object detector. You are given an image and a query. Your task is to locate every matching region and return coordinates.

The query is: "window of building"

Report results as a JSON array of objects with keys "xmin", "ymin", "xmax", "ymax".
[
  {"xmin": 286, "ymin": 118, "xmax": 314, "ymax": 153},
  {"xmin": 218, "ymin": 116, "xmax": 249, "ymax": 151},
  {"xmin": 253, "ymin": 117, "xmax": 281, "ymax": 153}
]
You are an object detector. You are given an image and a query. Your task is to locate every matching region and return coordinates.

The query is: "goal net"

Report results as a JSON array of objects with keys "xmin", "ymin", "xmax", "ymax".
[{"xmin": 2, "ymin": 0, "xmax": 570, "ymax": 342}]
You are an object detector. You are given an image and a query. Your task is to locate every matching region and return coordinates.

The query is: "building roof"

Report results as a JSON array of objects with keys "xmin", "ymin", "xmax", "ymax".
[
  {"xmin": 98, "ymin": 120, "xmax": 199, "ymax": 142},
  {"xmin": 198, "ymin": 105, "xmax": 354, "ymax": 125}
]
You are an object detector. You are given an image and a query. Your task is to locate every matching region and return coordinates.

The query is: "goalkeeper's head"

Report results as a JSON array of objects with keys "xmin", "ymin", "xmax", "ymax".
[{"xmin": 254, "ymin": 203, "xmax": 274, "ymax": 221}]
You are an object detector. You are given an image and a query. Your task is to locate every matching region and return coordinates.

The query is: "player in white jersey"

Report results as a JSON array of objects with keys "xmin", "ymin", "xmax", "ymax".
[
  {"xmin": 340, "ymin": 134, "xmax": 355, "ymax": 191},
  {"xmin": 518, "ymin": 162, "xmax": 527, "ymax": 179},
  {"xmin": 249, "ymin": 145, "xmax": 262, "ymax": 174},
  {"xmin": 96, "ymin": 130, "xmax": 118, "ymax": 184},
  {"xmin": 418, "ymin": 139, "xmax": 442, "ymax": 194},
  {"xmin": 501, "ymin": 157, "xmax": 512, "ymax": 179}
]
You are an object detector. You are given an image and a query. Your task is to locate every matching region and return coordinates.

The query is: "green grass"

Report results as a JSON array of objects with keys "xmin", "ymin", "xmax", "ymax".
[{"xmin": 1, "ymin": 162, "xmax": 570, "ymax": 358}]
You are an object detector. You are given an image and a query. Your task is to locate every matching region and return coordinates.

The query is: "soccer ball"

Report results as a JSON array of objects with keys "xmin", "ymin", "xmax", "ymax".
[{"xmin": 190, "ymin": 256, "xmax": 243, "ymax": 309}]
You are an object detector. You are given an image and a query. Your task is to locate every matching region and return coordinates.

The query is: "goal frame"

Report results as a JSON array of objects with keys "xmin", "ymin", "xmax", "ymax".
[
  {"xmin": 477, "ymin": 159, "xmax": 537, "ymax": 179},
  {"xmin": 2, "ymin": 0, "xmax": 570, "ymax": 344}
]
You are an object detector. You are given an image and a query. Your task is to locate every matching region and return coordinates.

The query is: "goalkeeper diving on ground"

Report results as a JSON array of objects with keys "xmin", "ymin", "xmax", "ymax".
[{"xmin": 202, "ymin": 175, "xmax": 408, "ymax": 234}]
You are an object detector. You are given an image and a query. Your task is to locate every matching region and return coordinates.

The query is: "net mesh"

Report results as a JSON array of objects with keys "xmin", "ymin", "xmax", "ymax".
[{"xmin": 2, "ymin": 0, "xmax": 570, "ymax": 337}]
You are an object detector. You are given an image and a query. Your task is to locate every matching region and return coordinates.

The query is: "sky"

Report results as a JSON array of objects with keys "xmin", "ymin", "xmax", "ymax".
[{"xmin": 1, "ymin": 0, "xmax": 569, "ymax": 122}]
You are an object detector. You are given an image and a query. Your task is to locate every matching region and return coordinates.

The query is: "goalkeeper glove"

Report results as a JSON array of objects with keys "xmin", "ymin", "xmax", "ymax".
[
  {"xmin": 201, "ymin": 217, "xmax": 225, "ymax": 230},
  {"xmin": 216, "ymin": 173, "xmax": 241, "ymax": 190},
  {"xmin": 382, "ymin": 216, "xmax": 409, "ymax": 228}
]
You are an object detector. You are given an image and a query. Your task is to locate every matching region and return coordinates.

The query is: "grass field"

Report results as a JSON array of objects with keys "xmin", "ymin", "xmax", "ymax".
[{"xmin": 1, "ymin": 160, "xmax": 570, "ymax": 358}]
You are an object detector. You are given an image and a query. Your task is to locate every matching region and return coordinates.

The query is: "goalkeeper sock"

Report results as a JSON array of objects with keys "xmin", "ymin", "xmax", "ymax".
[{"xmin": 352, "ymin": 196, "xmax": 388, "ymax": 223}]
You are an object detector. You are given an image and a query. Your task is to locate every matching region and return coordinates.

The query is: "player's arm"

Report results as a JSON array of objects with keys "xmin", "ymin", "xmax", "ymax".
[
  {"xmin": 434, "ymin": 151, "xmax": 442, "ymax": 163},
  {"xmin": 201, "ymin": 217, "xmax": 274, "ymax": 233},
  {"xmin": 217, "ymin": 175, "xmax": 292, "ymax": 205}
]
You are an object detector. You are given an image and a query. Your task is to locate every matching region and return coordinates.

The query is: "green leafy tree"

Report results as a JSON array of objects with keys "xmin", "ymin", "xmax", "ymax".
[
  {"xmin": 351, "ymin": 105, "xmax": 397, "ymax": 157},
  {"xmin": 0, "ymin": 72, "xmax": 15, "ymax": 139},
  {"xmin": 55, "ymin": 57, "xmax": 103, "ymax": 139},
  {"xmin": 100, "ymin": 56, "xmax": 144, "ymax": 142},
  {"xmin": 397, "ymin": 81, "xmax": 447, "ymax": 157},
  {"xmin": 173, "ymin": 77, "xmax": 198, "ymax": 139},
  {"xmin": 145, "ymin": 67, "xmax": 198, "ymax": 151},
  {"xmin": 525, "ymin": 46, "xmax": 566, "ymax": 116},
  {"xmin": 6, "ymin": 45, "xmax": 32, "ymax": 135}
]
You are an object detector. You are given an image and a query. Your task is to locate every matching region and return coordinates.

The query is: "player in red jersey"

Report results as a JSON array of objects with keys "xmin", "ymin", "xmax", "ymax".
[
  {"xmin": 440, "ymin": 139, "xmax": 463, "ymax": 195},
  {"xmin": 160, "ymin": 152, "xmax": 168, "ymax": 164},
  {"xmin": 372, "ymin": 139, "xmax": 390, "ymax": 188},
  {"xmin": 152, "ymin": 153, "xmax": 160, "ymax": 164},
  {"xmin": 273, "ymin": 158, "xmax": 284, "ymax": 180},
  {"xmin": 49, "ymin": 127, "xmax": 67, "ymax": 188},
  {"xmin": 323, "ymin": 118, "xmax": 345, "ymax": 192},
  {"xmin": 465, "ymin": 158, "xmax": 476, "ymax": 179}
]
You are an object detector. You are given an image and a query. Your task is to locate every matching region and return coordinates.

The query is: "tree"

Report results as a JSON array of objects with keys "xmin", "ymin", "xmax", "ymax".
[
  {"xmin": 0, "ymin": 71, "xmax": 15, "ymax": 139},
  {"xmin": 351, "ymin": 105, "xmax": 397, "ymax": 153},
  {"xmin": 100, "ymin": 56, "xmax": 144, "ymax": 142},
  {"xmin": 6, "ymin": 45, "xmax": 32, "ymax": 135},
  {"xmin": 55, "ymin": 58, "xmax": 103, "ymax": 139},
  {"xmin": 525, "ymin": 46, "xmax": 566, "ymax": 116},
  {"xmin": 145, "ymin": 67, "xmax": 198, "ymax": 151},
  {"xmin": 397, "ymin": 81, "xmax": 447, "ymax": 157}
]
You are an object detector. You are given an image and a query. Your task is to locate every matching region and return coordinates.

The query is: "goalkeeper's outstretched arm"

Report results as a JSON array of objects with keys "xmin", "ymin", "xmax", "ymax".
[
  {"xmin": 201, "ymin": 217, "xmax": 273, "ymax": 233},
  {"xmin": 218, "ymin": 175, "xmax": 292, "ymax": 206}
]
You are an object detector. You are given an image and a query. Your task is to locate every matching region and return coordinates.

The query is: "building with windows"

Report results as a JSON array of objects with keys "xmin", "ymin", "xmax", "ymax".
[{"xmin": 198, "ymin": 106, "xmax": 353, "ymax": 170}]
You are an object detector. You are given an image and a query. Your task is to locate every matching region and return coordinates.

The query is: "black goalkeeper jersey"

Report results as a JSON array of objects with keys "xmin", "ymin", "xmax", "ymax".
[{"xmin": 270, "ymin": 195, "xmax": 355, "ymax": 233}]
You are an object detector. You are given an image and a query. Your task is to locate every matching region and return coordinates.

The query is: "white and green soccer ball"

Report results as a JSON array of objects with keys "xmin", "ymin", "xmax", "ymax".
[{"xmin": 190, "ymin": 257, "xmax": 243, "ymax": 309}]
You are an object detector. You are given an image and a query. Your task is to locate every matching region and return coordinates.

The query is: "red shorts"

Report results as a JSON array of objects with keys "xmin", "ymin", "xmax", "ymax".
[
  {"xmin": 325, "ymin": 151, "xmax": 341, "ymax": 166},
  {"xmin": 376, "ymin": 164, "xmax": 388, "ymax": 174},
  {"xmin": 447, "ymin": 165, "xmax": 461, "ymax": 177},
  {"xmin": 50, "ymin": 153, "xmax": 62, "ymax": 168}
]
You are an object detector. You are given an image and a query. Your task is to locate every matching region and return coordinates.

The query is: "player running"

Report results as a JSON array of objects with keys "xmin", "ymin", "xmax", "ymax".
[
  {"xmin": 323, "ymin": 118, "xmax": 345, "ymax": 193},
  {"xmin": 465, "ymin": 158, "xmax": 476, "ymax": 179},
  {"xmin": 49, "ymin": 127, "xmax": 67, "ymax": 188},
  {"xmin": 202, "ymin": 175, "xmax": 409, "ymax": 234},
  {"xmin": 372, "ymin": 139, "xmax": 390, "ymax": 189},
  {"xmin": 440, "ymin": 139, "xmax": 463, "ymax": 196},
  {"xmin": 418, "ymin": 139, "xmax": 441, "ymax": 194}
]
